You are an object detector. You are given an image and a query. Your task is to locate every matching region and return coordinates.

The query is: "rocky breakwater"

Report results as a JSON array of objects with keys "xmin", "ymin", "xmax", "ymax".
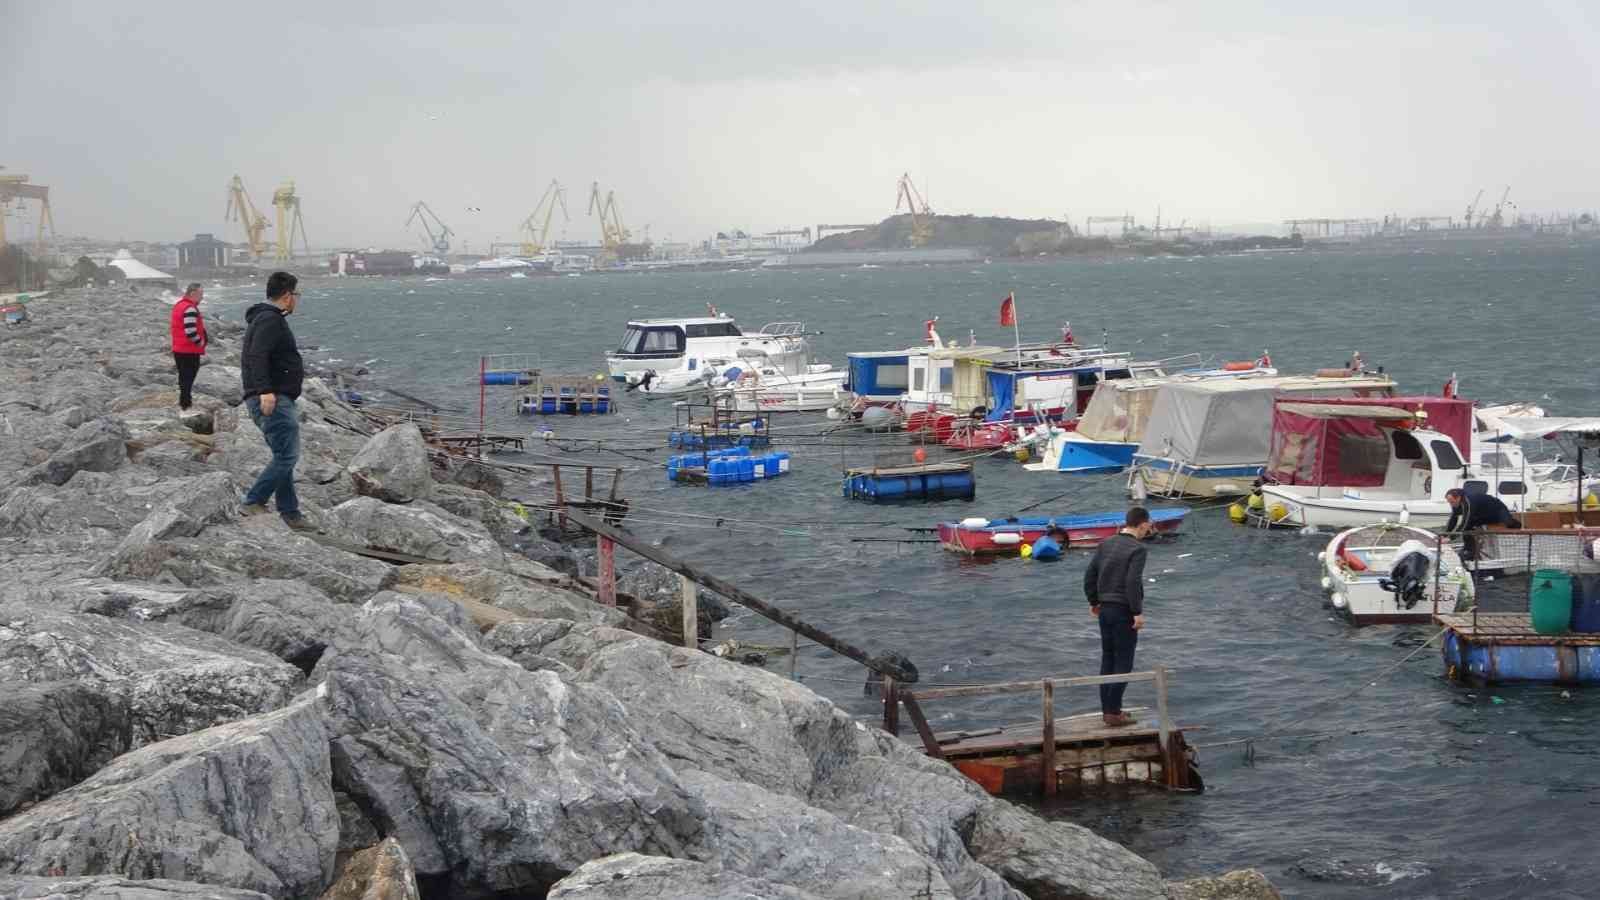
[{"xmin": 0, "ymin": 288, "xmax": 1278, "ymax": 899}]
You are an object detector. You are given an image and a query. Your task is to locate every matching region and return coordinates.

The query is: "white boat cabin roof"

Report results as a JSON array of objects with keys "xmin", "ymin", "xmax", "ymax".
[{"xmin": 625, "ymin": 316, "xmax": 739, "ymax": 327}]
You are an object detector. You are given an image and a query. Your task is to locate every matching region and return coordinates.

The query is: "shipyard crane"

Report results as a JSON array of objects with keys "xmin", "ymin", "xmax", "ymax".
[
  {"xmin": 1487, "ymin": 186, "xmax": 1512, "ymax": 229},
  {"xmin": 894, "ymin": 172, "xmax": 934, "ymax": 247},
  {"xmin": 225, "ymin": 174, "xmax": 271, "ymax": 259},
  {"xmin": 405, "ymin": 201, "xmax": 455, "ymax": 254},
  {"xmin": 520, "ymin": 180, "xmax": 569, "ymax": 255},
  {"xmin": 1463, "ymin": 188, "xmax": 1485, "ymax": 229},
  {"xmin": 587, "ymin": 181, "xmax": 630, "ymax": 253},
  {"xmin": 0, "ymin": 167, "xmax": 55, "ymax": 252},
  {"xmin": 271, "ymin": 180, "xmax": 310, "ymax": 261},
  {"xmin": 1085, "ymin": 214, "xmax": 1135, "ymax": 236}
]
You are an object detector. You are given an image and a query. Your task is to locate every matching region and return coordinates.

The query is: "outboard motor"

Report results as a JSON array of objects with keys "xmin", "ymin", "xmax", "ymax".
[{"xmin": 1379, "ymin": 539, "xmax": 1436, "ymax": 610}]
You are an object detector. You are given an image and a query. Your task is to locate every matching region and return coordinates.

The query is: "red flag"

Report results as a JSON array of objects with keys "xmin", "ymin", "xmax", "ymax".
[
  {"xmin": 999, "ymin": 293, "xmax": 1016, "ymax": 327},
  {"xmin": 1443, "ymin": 372, "xmax": 1458, "ymax": 398}
]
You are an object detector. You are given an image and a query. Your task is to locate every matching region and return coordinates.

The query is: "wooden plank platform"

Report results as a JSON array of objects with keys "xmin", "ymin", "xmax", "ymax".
[
  {"xmin": 1436, "ymin": 612, "xmax": 1600, "ymax": 646},
  {"xmin": 434, "ymin": 433, "xmax": 527, "ymax": 453},
  {"xmin": 936, "ymin": 708, "xmax": 1162, "ymax": 758},
  {"xmin": 846, "ymin": 461, "xmax": 972, "ymax": 477}
]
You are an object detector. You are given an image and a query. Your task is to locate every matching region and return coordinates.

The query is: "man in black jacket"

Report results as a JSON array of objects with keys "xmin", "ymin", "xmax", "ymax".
[
  {"xmin": 240, "ymin": 271, "xmax": 314, "ymax": 531},
  {"xmin": 1084, "ymin": 506, "xmax": 1154, "ymax": 727},
  {"xmin": 1444, "ymin": 488, "xmax": 1520, "ymax": 560}
]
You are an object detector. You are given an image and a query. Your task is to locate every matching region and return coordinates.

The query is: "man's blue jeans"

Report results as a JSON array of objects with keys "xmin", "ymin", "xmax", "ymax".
[{"xmin": 243, "ymin": 395, "xmax": 300, "ymax": 516}]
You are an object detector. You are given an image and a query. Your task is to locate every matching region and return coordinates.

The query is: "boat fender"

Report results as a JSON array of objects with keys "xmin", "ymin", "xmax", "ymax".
[
  {"xmin": 1268, "ymin": 503, "xmax": 1289, "ymax": 523},
  {"xmin": 1246, "ymin": 492, "xmax": 1265, "ymax": 511},
  {"xmin": 1222, "ymin": 361, "xmax": 1255, "ymax": 371},
  {"xmin": 960, "ymin": 517, "xmax": 990, "ymax": 528},
  {"xmin": 992, "ymin": 532, "xmax": 1023, "ymax": 546},
  {"xmin": 1019, "ymin": 543, "xmax": 1033, "ymax": 558},
  {"xmin": 1228, "ymin": 503, "xmax": 1247, "ymax": 524}
]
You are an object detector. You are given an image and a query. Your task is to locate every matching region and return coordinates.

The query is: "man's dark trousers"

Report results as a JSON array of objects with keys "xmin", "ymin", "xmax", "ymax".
[
  {"xmin": 1098, "ymin": 604, "xmax": 1139, "ymax": 714},
  {"xmin": 174, "ymin": 352, "xmax": 201, "ymax": 410}
]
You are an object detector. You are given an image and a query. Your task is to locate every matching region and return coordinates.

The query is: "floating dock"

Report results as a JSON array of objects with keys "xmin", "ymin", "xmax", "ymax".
[
  {"xmin": 1439, "ymin": 612, "xmax": 1600, "ymax": 685},
  {"xmin": 883, "ymin": 669, "xmax": 1200, "ymax": 798},
  {"xmin": 843, "ymin": 461, "xmax": 975, "ymax": 502}
]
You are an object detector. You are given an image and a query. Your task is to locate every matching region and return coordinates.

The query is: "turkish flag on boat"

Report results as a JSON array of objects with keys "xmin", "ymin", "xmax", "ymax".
[{"xmin": 999, "ymin": 292, "xmax": 1017, "ymax": 327}]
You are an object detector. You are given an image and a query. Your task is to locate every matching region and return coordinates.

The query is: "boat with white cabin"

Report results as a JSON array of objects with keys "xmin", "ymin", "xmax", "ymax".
[{"xmin": 607, "ymin": 312, "xmax": 817, "ymax": 383}]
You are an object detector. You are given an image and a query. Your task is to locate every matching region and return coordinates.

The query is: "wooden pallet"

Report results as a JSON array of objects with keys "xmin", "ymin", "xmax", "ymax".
[
  {"xmin": 845, "ymin": 461, "xmax": 972, "ymax": 477},
  {"xmin": 1436, "ymin": 612, "xmax": 1600, "ymax": 646}
]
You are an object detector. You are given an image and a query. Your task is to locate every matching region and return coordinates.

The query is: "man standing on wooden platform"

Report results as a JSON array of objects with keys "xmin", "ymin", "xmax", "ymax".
[{"xmin": 1084, "ymin": 506, "xmax": 1153, "ymax": 727}]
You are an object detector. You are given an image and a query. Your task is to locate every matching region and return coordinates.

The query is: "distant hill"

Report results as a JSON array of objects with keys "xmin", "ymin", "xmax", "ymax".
[
  {"xmin": 806, "ymin": 213, "xmax": 1300, "ymax": 257},
  {"xmin": 809, "ymin": 214, "xmax": 1101, "ymax": 255}
]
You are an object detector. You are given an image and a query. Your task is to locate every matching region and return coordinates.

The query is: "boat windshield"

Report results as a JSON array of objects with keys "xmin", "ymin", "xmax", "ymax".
[{"xmin": 615, "ymin": 326, "xmax": 686, "ymax": 356}]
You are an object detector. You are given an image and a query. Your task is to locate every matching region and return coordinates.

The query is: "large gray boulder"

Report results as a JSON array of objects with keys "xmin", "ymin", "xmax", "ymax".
[
  {"xmin": 813, "ymin": 736, "xmax": 1026, "ymax": 900},
  {"xmin": 0, "ymin": 681, "xmax": 128, "ymax": 817},
  {"xmin": 95, "ymin": 520, "xmax": 391, "ymax": 605},
  {"xmin": 28, "ymin": 417, "xmax": 128, "ymax": 486},
  {"xmin": 968, "ymin": 801, "xmax": 1167, "ymax": 900},
  {"xmin": 324, "ymin": 497, "xmax": 504, "ymax": 566},
  {"xmin": 0, "ymin": 876, "xmax": 272, "ymax": 899},
  {"xmin": 0, "ymin": 695, "xmax": 338, "ymax": 900},
  {"xmin": 345, "ymin": 424, "xmax": 432, "ymax": 504},
  {"xmin": 192, "ymin": 363, "xmax": 244, "ymax": 406},
  {"xmin": 383, "ymin": 562, "xmax": 624, "ymax": 627},
  {"xmin": 99, "ymin": 470, "xmax": 240, "ymax": 573},
  {"xmin": 427, "ymin": 483, "xmax": 531, "ymax": 546},
  {"xmin": 59, "ymin": 577, "xmax": 353, "ymax": 675},
  {"xmin": 317, "ymin": 643, "xmax": 698, "ymax": 896},
  {"xmin": 0, "ymin": 604, "xmax": 304, "ymax": 748},
  {"xmin": 548, "ymin": 853, "xmax": 823, "ymax": 900},
  {"xmin": 678, "ymin": 769, "xmax": 955, "ymax": 900}
]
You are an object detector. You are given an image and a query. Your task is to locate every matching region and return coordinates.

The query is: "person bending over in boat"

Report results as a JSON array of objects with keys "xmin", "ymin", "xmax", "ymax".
[
  {"xmin": 1084, "ymin": 507, "xmax": 1154, "ymax": 728},
  {"xmin": 1444, "ymin": 488, "xmax": 1520, "ymax": 560}
]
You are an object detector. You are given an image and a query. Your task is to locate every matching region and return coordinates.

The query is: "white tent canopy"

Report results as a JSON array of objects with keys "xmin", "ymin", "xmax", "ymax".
[{"xmin": 106, "ymin": 249, "xmax": 176, "ymax": 284}]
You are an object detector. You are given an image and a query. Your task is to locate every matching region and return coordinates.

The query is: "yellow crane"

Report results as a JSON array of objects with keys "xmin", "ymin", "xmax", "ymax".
[
  {"xmin": 588, "ymin": 181, "xmax": 633, "ymax": 254},
  {"xmin": 520, "ymin": 180, "xmax": 569, "ymax": 255},
  {"xmin": 895, "ymin": 172, "xmax": 934, "ymax": 247},
  {"xmin": 0, "ymin": 167, "xmax": 55, "ymax": 253},
  {"xmin": 225, "ymin": 175, "xmax": 271, "ymax": 259},
  {"xmin": 271, "ymin": 180, "xmax": 310, "ymax": 261}
]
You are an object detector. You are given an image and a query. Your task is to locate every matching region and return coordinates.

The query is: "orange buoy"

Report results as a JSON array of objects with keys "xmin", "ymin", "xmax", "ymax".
[
  {"xmin": 913, "ymin": 447, "xmax": 928, "ymax": 464},
  {"xmin": 1341, "ymin": 550, "xmax": 1368, "ymax": 572}
]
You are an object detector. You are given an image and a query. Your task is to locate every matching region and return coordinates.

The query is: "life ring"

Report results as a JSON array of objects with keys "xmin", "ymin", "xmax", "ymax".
[{"xmin": 1223, "ymin": 361, "xmax": 1255, "ymax": 372}]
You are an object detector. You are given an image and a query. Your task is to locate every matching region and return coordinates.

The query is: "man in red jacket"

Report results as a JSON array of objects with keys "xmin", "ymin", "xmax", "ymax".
[{"xmin": 170, "ymin": 282, "xmax": 207, "ymax": 411}]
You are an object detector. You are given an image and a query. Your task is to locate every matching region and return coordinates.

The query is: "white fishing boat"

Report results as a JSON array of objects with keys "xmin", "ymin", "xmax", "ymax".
[
  {"xmin": 1320, "ymin": 524, "xmax": 1474, "ymax": 624},
  {"xmin": 724, "ymin": 365, "xmax": 848, "ymax": 413},
  {"xmin": 606, "ymin": 311, "xmax": 815, "ymax": 382}
]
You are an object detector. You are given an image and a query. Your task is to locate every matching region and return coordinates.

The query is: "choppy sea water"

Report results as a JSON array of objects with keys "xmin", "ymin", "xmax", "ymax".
[{"xmin": 213, "ymin": 242, "xmax": 1600, "ymax": 898}]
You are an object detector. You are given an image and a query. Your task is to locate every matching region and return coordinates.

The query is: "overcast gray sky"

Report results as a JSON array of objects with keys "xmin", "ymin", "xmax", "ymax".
[{"xmin": 6, "ymin": 1, "xmax": 1599, "ymax": 249}]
